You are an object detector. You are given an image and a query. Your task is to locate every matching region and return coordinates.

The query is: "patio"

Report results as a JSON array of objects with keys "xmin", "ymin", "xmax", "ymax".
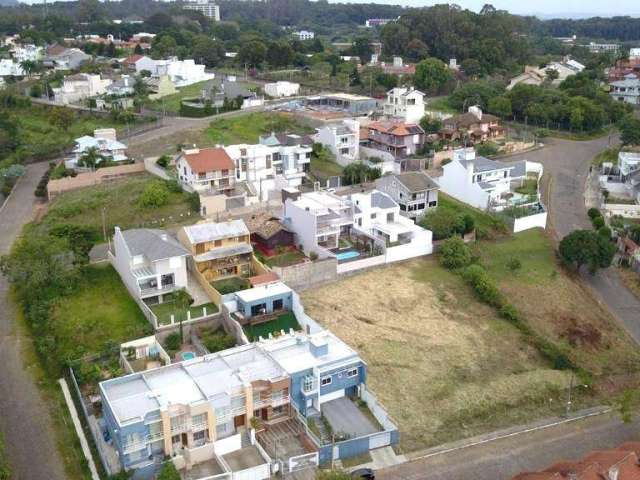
[
  {"xmin": 321, "ymin": 397, "xmax": 380, "ymax": 439},
  {"xmin": 222, "ymin": 445, "xmax": 267, "ymax": 471},
  {"xmin": 182, "ymin": 457, "xmax": 226, "ymax": 480},
  {"xmin": 257, "ymin": 418, "xmax": 313, "ymax": 461}
]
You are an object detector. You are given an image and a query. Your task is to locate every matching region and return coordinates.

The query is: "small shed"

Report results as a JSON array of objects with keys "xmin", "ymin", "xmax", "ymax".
[
  {"xmin": 245, "ymin": 212, "xmax": 295, "ymax": 253},
  {"xmin": 235, "ymin": 282, "xmax": 293, "ymax": 319}
]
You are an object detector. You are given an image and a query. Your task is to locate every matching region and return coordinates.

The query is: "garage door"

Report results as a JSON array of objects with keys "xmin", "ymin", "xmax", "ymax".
[
  {"xmin": 319, "ymin": 389, "xmax": 344, "ymax": 404},
  {"xmin": 369, "ymin": 431, "xmax": 391, "ymax": 450}
]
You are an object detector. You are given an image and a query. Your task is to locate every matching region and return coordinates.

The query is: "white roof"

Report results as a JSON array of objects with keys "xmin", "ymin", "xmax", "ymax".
[
  {"xmin": 73, "ymin": 135, "xmax": 126, "ymax": 154},
  {"xmin": 235, "ymin": 282, "xmax": 292, "ymax": 304},
  {"xmin": 183, "ymin": 220, "xmax": 249, "ymax": 244},
  {"xmin": 290, "ymin": 191, "xmax": 352, "ymax": 216}
]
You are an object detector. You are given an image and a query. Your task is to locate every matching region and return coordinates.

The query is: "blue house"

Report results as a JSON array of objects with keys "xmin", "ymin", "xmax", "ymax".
[{"xmin": 234, "ymin": 281, "xmax": 293, "ymax": 319}]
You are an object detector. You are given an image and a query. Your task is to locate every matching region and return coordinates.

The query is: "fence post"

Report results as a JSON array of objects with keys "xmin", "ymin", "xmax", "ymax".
[
  {"xmin": 203, "ymin": 306, "xmax": 207, "ymax": 317},
  {"xmin": 170, "ymin": 314, "xmax": 175, "ymax": 325}
]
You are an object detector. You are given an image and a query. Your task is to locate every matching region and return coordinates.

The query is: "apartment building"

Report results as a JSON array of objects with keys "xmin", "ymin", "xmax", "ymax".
[
  {"xmin": 183, "ymin": 0, "xmax": 221, "ymax": 21},
  {"xmin": 178, "ymin": 220, "xmax": 253, "ymax": 283},
  {"xmin": 110, "ymin": 227, "xmax": 190, "ymax": 303},
  {"xmin": 383, "ymin": 87, "xmax": 425, "ymax": 123},
  {"xmin": 53, "ymin": 73, "xmax": 112, "ymax": 105},
  {"xmin": 314, "ymin": 119, "xmax": 360, "ymax": 166}
]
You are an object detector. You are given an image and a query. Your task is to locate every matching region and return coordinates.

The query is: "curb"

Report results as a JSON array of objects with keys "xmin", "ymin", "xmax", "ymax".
[
  {"xmin": 405, "ymin": 406, "xmax": 612, "ymax": 463},
  {"xmin": 0, "ymin": 168, "xmax": 26, "ymax": 216}
]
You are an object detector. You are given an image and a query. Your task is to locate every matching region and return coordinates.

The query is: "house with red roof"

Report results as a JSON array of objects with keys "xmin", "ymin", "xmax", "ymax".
[
  {"xmin": 361, "ymin": 120, "xmax": 425, "ymax": 158},
  {"xmin": 176, "ymin": 147, "xmax": 236, "ymax": 195}
]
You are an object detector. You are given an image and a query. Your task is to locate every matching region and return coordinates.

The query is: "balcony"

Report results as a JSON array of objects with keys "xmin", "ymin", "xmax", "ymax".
[
  {"xmin": 122, "ymin": 439, "xmax": 147, "ymax": 455},
  {"xmin": 191, "ymin": 421, "xmax": 209, "ymax": 432},
  {"xmin": 139, "ymin": 283, "xmax": 177, "ymax": 297},
  {"xmin": 170, "ymin": 422, "xmax": 188, "ymax": 435},
  {"xmin": 146, "ymin": 431, "xmax": 164, "ymax": 443},
  {"xmin": 271, "ymin": 395, "xmax": 290, "ymax": 407},
  {"xmin": 301, "ymin": 377, "xmax": 317, "ymax": 395}
]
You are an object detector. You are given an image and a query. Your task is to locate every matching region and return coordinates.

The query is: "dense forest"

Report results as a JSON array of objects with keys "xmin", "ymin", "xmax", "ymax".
[{"xmin": 537, "ymin": 16, "xmax": 640, "ymax": 42}]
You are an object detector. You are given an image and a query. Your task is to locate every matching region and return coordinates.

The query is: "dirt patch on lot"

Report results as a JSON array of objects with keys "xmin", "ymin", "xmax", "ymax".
[{"xmin": 301, "ymin": 258, "xmax": 573, "ymax": 453}]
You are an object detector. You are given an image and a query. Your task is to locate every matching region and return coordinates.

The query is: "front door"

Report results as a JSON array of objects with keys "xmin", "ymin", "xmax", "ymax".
[
  {"xmin": 234, "ymin": 415, "xmax": 245, "ymax": 428},
  {"xmin": 261, "ymin": 408, "xmax": 268, "ymax": 421}
]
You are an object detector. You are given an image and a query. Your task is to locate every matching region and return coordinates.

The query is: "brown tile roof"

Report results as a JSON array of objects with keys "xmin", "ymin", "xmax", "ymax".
[
  {"xmin": 367, "ymin": 121, "xmax": 424, "ymax": 136},
  {"xmin": 47, "ymin": 44, "xmax": 67, "ymax": 56},
  {"xmin": 249, "ymin": 272, "xmax": 279, "ymax": 287},
  {"xmin": 182, "ymin": 148, "xmax": 235, "ymax": 174},
  {"xmin": 244, "ymin": 212, "xmax": 291, "ymax": 240},
  {"xmin": 443, "ymin": 112, "xmax": 501, "ymax": 128},
  {"xmin": 124, "ymin": 54, "xmax": 144, "ymax": 64}
]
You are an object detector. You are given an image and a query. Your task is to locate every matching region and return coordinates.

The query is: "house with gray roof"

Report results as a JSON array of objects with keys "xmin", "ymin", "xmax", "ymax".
[
  {"xmin": 610, "ymin": 75, "xmax": 640, "ymax": 106},
  {"xmin": 110, "ymin": 226, "xmax": 190, "ymax": 304},
  {"xmin": 375, "ymin": 171, "xmax": 439, "ymax": 219}
]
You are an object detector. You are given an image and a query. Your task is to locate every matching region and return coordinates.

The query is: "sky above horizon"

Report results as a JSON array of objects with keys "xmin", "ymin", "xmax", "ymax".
[{"xmin": 16, "ymin": 0, "xmax": 640, "ymax": 18}]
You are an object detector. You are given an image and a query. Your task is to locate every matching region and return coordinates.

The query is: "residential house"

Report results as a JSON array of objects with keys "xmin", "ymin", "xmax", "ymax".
[
  {"xmin": 122, "ymin": 53, "xmax": 145, "ymax": 71},
  {"xmin": 365, "ymin": 18, "xmax": 395, "ymax": 27},
  {"xmin": 176, "ymin": 147, "xmax": 236, "ymax": 195},
  {"xmin": 66, "ymin": 128, "xmax": 128, "ymax": 168},
  {"xmin": 264, "ymin": 81, "xmax": 300, "ymax": 98},
  {"xmin": 439, "ymin": 106, "xmax": 505, "ymax": 144},
  {"xmin": 582, "ymin": 42, "xmax": 619, "ymax": 53},
  {"xmin": 361, "ymin": 120, "xmax": 425, "ymax": 158},
  {"xmin": 53, "ymin": 73, "xmax": 112, "ymax": 105},
  {"xmin": 204, "ymin": 80, "xmax": 263, "ymax": 109},
  {"xmin": 105, "ymin": 75, "xmax": 135, "ymax": 96},
  {"xmin": 233, "ymin": 281, "xmax": 293, "ymax": 320},
  {"xmin": 134, "ymin": 56, "xmax": 214, "ymax": 87},
  {"xmin": 314, "ymin": 119, "xmax": 360, "ymax": 166},
  {"xmin": 618, "ymin": 236, "xmax": 640, "ymax": 272},
  {"xmin": 373, "ymin": 56, "xmax": 416, "ymax": 76},
  {"xmin": 304, "ymin": 93, "xmax": 378, "ymax": 117},
  {"xmin": 183, "ymin": 0, "xmax": 221, "ymax": 21},
  {"xmin": 145, "ymin": 75, "xmax": 177, "ymax": 100},
  {"xmin": 631, "ymin": 48, "xmax": 640, "ymax": 59},
  {"xmin": 43, "ymin": 46, "xmax": 91, "ymax": 70},
  {"xmin": 507, "ymin": 58, "xmax": 585, "ymax": 90},
  {"xmin": 283, "ymin": 191, "xmax": 355, "ymax": 254},
  {"xmin": 99, "ymin": 339, "xmax": 288, "ymax": 476},
  {"xmin": 0, "ymin": 59, "xmax": 24, "ymax": 77},
  {"xmin": 375, "ymin": 171, "xmax": 439, "ymax": 218},
  {"xmin": 599, "ymin": 150, "xmax": 640, "ymax": 203},
  {"xmin": 245, "ymin": 212, "xmax": 295, "ymax": 254},
  {"xmin": 610, "ymin": 75, "xmax": 640, "ymax": 106},
  {"xmin": 292, "ymin": 30, "xmax": 315, "ymax": 41},
  {"xmin": 178, "ymin": 220, "xmax": 254, "ymax": 283},
  {"xmin": 11, "ymin": 44, "xmax": 43, "ymax": 63},
  {"xmin": 110, "ymin": 227, "xmax": 190, "ymax": 304},
  {"xmin": 95, "ymin": 96, "xmax": 134, "ymax": 111},
  {"xmin": 383, "ymin": 87, "xmax": 425, "ymax": 123},
  {"xmin": 512, "ymin": 443, "xmax": 640, "ymax": 480}
]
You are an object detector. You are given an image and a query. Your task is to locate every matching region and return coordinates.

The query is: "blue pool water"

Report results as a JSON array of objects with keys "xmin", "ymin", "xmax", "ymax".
[
  {"xmin": 181, "ymin": 352, "xmax": 196, "ymax": 361},
  {"xmin": 336, "ymin": 250, "xmax": 360, "ymax": 261}
]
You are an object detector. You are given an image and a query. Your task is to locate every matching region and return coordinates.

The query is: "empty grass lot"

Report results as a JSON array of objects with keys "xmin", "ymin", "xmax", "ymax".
[
  {"xmin": 212, "ymin": 276, "xmax": 250, "ymax": 294},
  {"xmin": 151, "ymin": 301, "xmax": 218, "ymax": 326},
  {"xmin": 49, "ymin": 264, "xmax": 152, "ymax": 361},
  {"xmin": 244, "ymin": 312, "xmax": 301, "ymax": 341},
  {"xmin": 144, "ymin": 80, "xmax": 212, "ymax": 114},
  {"xmin": 38, "ymin": 174, "xmax": 198, "ymax": 241},
  {"xmin": 301, "ymin": 229, "xmax": 640, "ymax": 453},
  {"xmin": 205, "ymin": 112, "xmax": 314, "ymax": 145}
]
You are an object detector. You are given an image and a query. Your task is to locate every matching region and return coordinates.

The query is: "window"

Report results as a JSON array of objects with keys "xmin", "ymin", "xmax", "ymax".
[
  {"xmin": 370, "ymin": 213, "xmax": 376, "ymax": 219},
  {"xmin": 321, "ymin": 376, "xmax": 332, "ymax": 386},
  {"xmin": 302, "ymin": 376, "xmax": 314, "ymax": 392},
  {"xmin": 214, "ymin": 239, "xmax": 222, "ymax": 247},
  {"xmin": 191, "ymin": 413, "xmax": 206, "ymax": 429},
  {"xmin": 346, "ymin": 368, "xmax": 358, "ymax": 378},
  {"xmin": 193, "ymin": 430, "xmax": 206, "ymax": 443}
]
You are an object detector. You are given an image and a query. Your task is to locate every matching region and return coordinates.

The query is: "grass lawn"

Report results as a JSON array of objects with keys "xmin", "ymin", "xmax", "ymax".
[
  {"xmin": 264, "ymin": 250, "xmax": 307, "ymax": 268},
  {"xmin": 198, "ymin": 326, "xmax": 236, "ymax": 353},
  {"xmin": 244, "ymin": 311, "xmax": 301, "ymax": 341},
  {"xmin": 425, "ymin": 96, "xmax": 457, "ymax": 114},
  {"xmin": 38, "ymin": 174, "xmax": 198, "ymax": 241},
  {"xmin": 310, "ymin": 154, "xmax": 344, "ymax": 181},
  {"xmin": 144, "ymin": 80, "xmax": 212, "ymax": 114},
  {"xmin": 212, "ymin": 276, "xmax": 250, "ymax": 295},
  {"xmin": 592, "ymin": 147, "xmax": 619, "ymax": 167},
  {"xmin": 205, "ymin": 112, "xmax": 314, "ymax": 145},
  {"xmin": 438, "ymin": 193, "xmax": 509, "ymax": 239},
  {"xmin": 302, "ymin": 229, "xmax": 640, "ymax": 453},
  {"xmin": 151, "ymin": 300, "xmax": 218, "ymax": 326},
  {"xmin": 514, "ymin": 178, "xmax": 538, "ymax": 196},
  {"xmin": 49, "ymin": 264, "xmax": 152, "ymax": 361}
]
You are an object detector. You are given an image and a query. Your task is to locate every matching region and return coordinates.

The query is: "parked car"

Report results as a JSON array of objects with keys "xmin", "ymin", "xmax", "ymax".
[{"xmin": 351, "ymin": 468, "xmax": 375, "ymax": 480}]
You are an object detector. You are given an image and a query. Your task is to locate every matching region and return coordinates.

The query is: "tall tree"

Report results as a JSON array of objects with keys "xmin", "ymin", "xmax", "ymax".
[
  {"xmin": 559, "ymin": 230, "xmax": 615, "ymax": 274},
  {"xmin": 414, "ymin": 57, "xmax": 451, "ymax": 95}
]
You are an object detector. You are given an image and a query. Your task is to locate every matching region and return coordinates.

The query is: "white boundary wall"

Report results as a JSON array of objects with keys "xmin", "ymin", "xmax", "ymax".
[
  {"xmin": 603, "ymin": 204, "xmax": 640, "ymax": 219},
  {"xmin": 513, "ymin": 211, "xmax": 548, "ymax": 233}
]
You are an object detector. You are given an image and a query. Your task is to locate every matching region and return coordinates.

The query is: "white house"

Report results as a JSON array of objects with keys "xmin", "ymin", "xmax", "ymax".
[
  {"xmin": 105, "ymin": 75, "xmax": 135, "ymax": 96},
  {"xmin": 110, "ymin": 227, "xmax": 190, "ymax": 303},
  {"xmin": 66, "ymin": 128, "xmax": 128, "ymax": 168},
  {"xmin": 0, "ymin": 59, "xmax": 24, "ymax": 77},
  {"xmin": 11, "ymin": 44, "xmax": 43, "ymax": 63},
  {"xmin": 293, "ymin": 30, "xmax": 314, "ymax": 41},
  {"xmin": 283, "ymin": 189, "xmax": 433, "ymax": 265},
  {"xmin": 610, "ymin": 75, "xmax": 640, "ymax": 106},
  {"xmin": 176, "ymin": 147, "xmax": 237, "ymax": 195},
  {"xmin": 53, "ymin": 73, "xmax": 112, "ymax": 105},
  {"xmin": 507, "ymin": 58, "xmax": 585, "ymax": 90},
  {"xmin": 437, "ymin": 148, "xmax": 513, "ymax": 210},
  {"xmin": 630, "ymin": 48, "xmax": 640, "ymax": 59},
  {"xmin": 264, "ymin": 81, "xmax": 300, "ymax": 98},
  {"xmin": 383, "ymin": 87, "xmax": 425, "ymax": 123},
  {"xmin": 135, "ymin": 56, "xmax": 214, "ymax": 87},
  {"xmin": 182, "ymin": 0, "xmax": 221, "ymax": 21},
  {"xmin": 314, "ymin": 119, "xmax": 360, "ymax": 166}
]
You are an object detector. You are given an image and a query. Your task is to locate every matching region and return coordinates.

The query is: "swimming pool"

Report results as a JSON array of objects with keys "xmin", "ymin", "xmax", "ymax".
[
  {"xmin": 335, "ymin": 250, "xmax": 361, "ymax": 261},
  {"xmin": 181, "ymin": 352, "xmax": 196, "ymax": 361}
]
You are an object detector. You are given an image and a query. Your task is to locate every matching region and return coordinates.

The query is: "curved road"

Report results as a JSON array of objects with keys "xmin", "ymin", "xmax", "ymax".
[
  {"xmin": 0, "ymin": 162, "xmax": 67, "ymax": 480},
  {"xmin": 499, "ymin": 135, "xmax": 640, "ymax": 343}
]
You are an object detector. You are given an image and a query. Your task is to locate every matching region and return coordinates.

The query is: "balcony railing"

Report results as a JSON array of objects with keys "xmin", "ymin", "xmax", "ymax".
[
  {"xmin": 122, "ymin": 439, "xmax": 147, "ymax": 455},
  {"xmin": 146, "ymin": 431, "xmax": 164, "ymax": 443},
  {"xmin": 191, "ymin": 422, "xmax": 208, "ymax": 432},
  {"xmin": 139, "ymin": 283, "xmax": 177, "ymax": 297},
  {"xmin": 271, "ymin": 395, "xmax": 290, "ymax": 407},
  {"xmin": 170, "ymin": 423, "xmax": 188, "ymax": 434}
]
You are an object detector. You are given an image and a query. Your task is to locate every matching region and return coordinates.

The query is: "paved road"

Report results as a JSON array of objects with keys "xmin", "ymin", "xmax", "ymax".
[
  {"xmin": 378, "ymin": 412, "xmax": 640, "ymax": 480},
  {"xmin": 498, "ymin": 135, "xmax": 640, "ymax": 343},
  {"xmin": 0, "ymin": 162, "xmax": 67, "ymax": 480}
]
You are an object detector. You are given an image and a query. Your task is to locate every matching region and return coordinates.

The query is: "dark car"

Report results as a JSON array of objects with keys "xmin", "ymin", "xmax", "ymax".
[{"xmin": 351, "ymin": 468, "xmax": 375, "ymax": 480}]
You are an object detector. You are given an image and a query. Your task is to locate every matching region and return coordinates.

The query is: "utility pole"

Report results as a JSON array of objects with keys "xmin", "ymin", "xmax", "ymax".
[{"xmin": 565, "ymin": 373, "xmax": 574, "ymax": 417}]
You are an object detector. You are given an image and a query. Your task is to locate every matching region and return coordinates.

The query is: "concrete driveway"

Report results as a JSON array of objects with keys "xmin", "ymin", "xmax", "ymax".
[
  {"xmin": 0, "ymin": 162, "xmax": 67, "ymax": 480},
  {"xmin": 499, "ymin": 135, "xmax": 640, "ymax": 344},
  {"xmin": 322, "ymin": 397, "xmax": 379, "ymax": 438}
]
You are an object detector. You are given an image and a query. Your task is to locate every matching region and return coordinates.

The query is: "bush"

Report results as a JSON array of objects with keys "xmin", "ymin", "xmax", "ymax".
[
  {"xmin": 592, "ymin": 216, "xmax": 605, "ymax": 229},
  {"xmin": 309, "ymin": 251, "xmax": 319, "ymax": 261},
  {"xmin": 462, "ymin": 264, "xmax": 504, "ymax": 308},
  {"xmin": 188, "ymin": 191, "xmax": 200, "ymax": 213},
  {"xmin": 139, "ymin": 180, "xmax": 170, "ymax": 208},
  {"xmin": 587, "ymin": 208, "xmax": 601, "ymax": 220},
  {"xmin": 597, "ymin": 226, "xmax": 612, "ymax": 239},
  {"xmin": 439, "ymin": 236, "xmax": 471, "ymax": 270},
  {"xmin": 156, "ymin": 155, "xmax": 171, "ymax": 168},
  {"xmin": 157, "ymin": 461, "xmax": 180, "ymax": 480},
  {"xmin": 506, "ymin": 257, "xmax": 522, "ymax": 272},
  {"xmin": 421, "ymin": 208, "xmax": 473, "ymax": 240},
  {"xmin": 164, "ymin": 332, "xmax": 181, "ymax": 352},
  {"xmin": 476, "ymin": 142, "xmax": 500, "ymax": 158}
]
